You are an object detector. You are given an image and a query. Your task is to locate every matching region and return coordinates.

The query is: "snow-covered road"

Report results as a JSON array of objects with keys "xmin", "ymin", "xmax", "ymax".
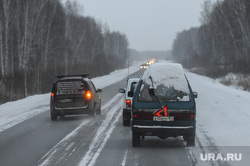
[{"xmin": 0, "ymin": 62, "xmax": 250, "ymax": 166}]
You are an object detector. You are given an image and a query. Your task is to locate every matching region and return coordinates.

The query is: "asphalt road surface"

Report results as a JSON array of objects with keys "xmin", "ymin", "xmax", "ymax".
[{"xmin": 0, "ymin": 70, "xmax": 196, "ymax": 166}]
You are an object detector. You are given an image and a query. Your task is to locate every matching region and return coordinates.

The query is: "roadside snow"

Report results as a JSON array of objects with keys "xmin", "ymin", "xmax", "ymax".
[
  {"xmin": 216, "ymin": 73, "xmax": 250, "ymax": 91},
  {"xmin": 186, "ymin": 72, "xmax": 250, "ymax": 146},
  {"xmin": 0, "ymin": 94, "xmax": 50, "ymax": 132},
  {"xmin": 0, "ymin": 62, "xmax": 141, "ymax": 132}
]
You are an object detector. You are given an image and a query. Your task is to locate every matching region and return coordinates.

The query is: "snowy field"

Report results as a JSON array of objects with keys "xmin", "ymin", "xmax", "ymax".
[{"xmin": 1, "ymin": 61, "xmax": 250, "ymax": 160}]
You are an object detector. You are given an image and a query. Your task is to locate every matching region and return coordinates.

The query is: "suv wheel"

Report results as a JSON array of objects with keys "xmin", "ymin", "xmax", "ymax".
[
  {"xmin": 123, "ymin": 117, "xmax": 130, "ymax": 126},
  {"xmin": 132, "ymin": 132, "xmax": 140, "ymax": 147},
  {"xmin": 123, "ymin": 109, "xmax": 130, "ymax": 126},
  {"xmin": 50, "ymin": 109, "xmax": 58, "ymax": 121},
  {"xmin": 96, "ymin": 107, "xmax": 101, "ymax": 115}
]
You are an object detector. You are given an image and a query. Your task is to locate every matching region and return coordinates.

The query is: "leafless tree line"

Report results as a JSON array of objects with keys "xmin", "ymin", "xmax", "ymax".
[
  {"xmin": 0, "ymin": 0, "xmax": 129, "ymax": 103},
  {"xmin": 172, "ymin": 0, "xmax": 250, "ymax": 77}
]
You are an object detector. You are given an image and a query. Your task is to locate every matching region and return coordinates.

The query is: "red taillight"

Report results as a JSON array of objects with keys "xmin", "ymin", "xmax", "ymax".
[
  {"xmin": 126, "ymin": 99, "xmax": 131, "ymax": 107},
  {"xmin": 51, "ymin": 93, "xmax": 54, "ymax": 97},
  {"xmin": 133, "ymin": 113, "xmax": 138, "ymax": 119},
  {"xmin": 85, "ymin": 91, "xmax": 92, "ymax": 100},
  {"xmin": 190, "ymin": 114, "xmax": 195, "ymax": 120}
]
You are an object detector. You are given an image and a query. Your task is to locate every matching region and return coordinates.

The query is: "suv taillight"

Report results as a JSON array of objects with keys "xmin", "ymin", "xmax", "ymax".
[
  {"xmin": 126, "ymin": 99, "xmax": 131, "ymax": 107},
  {"xmin": 51, "ymin": 92, "xmax": 55, "ymax": 99},
  {"xmin": 85, "ymin": 91, "xmax": 92, "ymax": 100}
]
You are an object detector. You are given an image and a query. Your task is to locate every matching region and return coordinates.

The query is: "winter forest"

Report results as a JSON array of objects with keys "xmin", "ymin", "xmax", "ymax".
[
  {"xmin": 172, "ymin": 0, "xmax": 250, "ymax": 77},
  {"xmin": 1, "ymin": 0, "xmax": 250, "ymax": 104},
  {"xmin": 0, "ymin": 0, "xmax": 128, "ymax": 103}
]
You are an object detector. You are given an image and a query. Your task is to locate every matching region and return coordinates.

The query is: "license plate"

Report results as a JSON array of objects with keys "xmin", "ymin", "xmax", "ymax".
[
  {"xmin": 59, "ymin": 99, "xmax": 72, "ymax": 103},
  {"xmin": 153, "ymin": 116, "xmax": 174, "ymax": 121}
]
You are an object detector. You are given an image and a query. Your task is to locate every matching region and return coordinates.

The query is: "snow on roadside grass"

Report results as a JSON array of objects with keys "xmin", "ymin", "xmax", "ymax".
[
  {"xmin": 186, "ymin": 72, "xmax": 250, "ymax": 146},
  {"xmin": 0, "ymin": 94, "xmax": 50, "ymax": 132},
  {"xmin": 0, "ymin": 62, "xmax": 142, "ymax": 132},
  {"xmin": 216, "ymin": 73, "xmax": 250, "ymax": 91}
]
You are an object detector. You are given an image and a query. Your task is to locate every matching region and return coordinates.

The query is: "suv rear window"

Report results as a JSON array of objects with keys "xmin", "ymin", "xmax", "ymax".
[{"xmin": 56, "ymin": 80, "xmax": 86, "ymax": 96}]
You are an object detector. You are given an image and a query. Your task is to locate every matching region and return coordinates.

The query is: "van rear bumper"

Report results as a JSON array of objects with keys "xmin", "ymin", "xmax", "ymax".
[{"xmin": 132, "ymin": 125, "xmax": 195, "ymax": 137}]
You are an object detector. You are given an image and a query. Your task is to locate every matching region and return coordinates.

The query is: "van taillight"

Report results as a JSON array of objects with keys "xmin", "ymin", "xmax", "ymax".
[
  {"xmin": 126, "ymin": 99, "xmax": 131, "ymax": 107},
  {"xmin": 133, "ymin": 113, "xmax": 138, "ymax": 120},
  {"xmin": 85, "ymin": 91, "xmax": 92, "ymax": 100},
  {"xmin": 190, "ymin": 114, "xmax": 195, "ymax": 120},
  {"xmin": 51, "ymin": 93, "xmax": 54, "ymax": 97}
]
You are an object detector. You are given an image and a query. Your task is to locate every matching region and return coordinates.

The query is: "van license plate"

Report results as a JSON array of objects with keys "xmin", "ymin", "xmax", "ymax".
[{"xmin": 153, "ymin": 116, "xmax": 174, "ymax": 121}]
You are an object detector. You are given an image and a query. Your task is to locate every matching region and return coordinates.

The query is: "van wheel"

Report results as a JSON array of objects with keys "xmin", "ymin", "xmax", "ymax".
[
  {"xmin": 132, "ymin": 132, "xmax": 140, "ymax": 147},
  {"xmin": 186, "ymin": 133, "xmax": 195, "ymax": 146}
]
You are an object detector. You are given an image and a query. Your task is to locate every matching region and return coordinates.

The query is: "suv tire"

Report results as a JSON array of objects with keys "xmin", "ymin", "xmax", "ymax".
[
  {"xmin": 123, "ymin": 109, "xmax": 130, "ymax": 126},
  {"xmin": 50, "ymin": 109, "xmax": 57, "ymax": 121}
]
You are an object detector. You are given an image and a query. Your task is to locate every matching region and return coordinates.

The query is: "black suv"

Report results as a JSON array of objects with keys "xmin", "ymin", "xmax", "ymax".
[
  {"xmin": 131, "ymin": 63, "xmax": 198, "ymax": 147},
  {"xmin": 50, "ymin": 75, "xmax": 102, "ymax": 120}
]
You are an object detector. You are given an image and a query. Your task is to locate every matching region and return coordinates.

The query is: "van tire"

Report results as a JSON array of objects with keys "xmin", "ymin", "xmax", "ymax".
[
  {"xmin": 132, "ymin": 132, "xmax": 140, "ymax": 147},
  {"xmin": 186, "ymin": 133, "xmax": 195, "ymax": 146}
]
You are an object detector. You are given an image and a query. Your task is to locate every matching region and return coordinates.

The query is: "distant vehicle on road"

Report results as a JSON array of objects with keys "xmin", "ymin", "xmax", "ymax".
[
  {"xmin": 140, "ymin": 63, "xmax": 148, "ymax": 70},
  {"xmin": 50, "ymin": 74, "xmax": 102, "ymax": 120},
  {"xmin": 119, "ymin": 78, "xmax": 140, "ymax": 126},
  {"xmin": 131, "ymin": 63, "xmax": 198, "ymax": 147}
]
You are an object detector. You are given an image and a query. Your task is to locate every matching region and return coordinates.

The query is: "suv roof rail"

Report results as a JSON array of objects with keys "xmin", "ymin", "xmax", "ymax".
[{"xmin": 55, "ymin": 74, "xmax": 89, "ymax": 79}]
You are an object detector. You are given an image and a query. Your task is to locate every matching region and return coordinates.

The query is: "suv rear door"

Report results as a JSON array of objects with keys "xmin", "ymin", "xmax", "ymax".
[{"xmin": 54, "ymin": 79, "xmax": 87, "ymax": 108}]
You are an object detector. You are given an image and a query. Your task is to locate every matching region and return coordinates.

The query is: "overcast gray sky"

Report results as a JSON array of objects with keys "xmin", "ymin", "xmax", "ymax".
[{"xmin": 72, "ymin": 0, "xmax": 208, "ymax": 51}]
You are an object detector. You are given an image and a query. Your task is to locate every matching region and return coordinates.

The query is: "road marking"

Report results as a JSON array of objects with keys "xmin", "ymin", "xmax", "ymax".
[
  {"xmin": 66, "ymin": 142, "xmax": 75, "ymax": 151},
  {"xmin": 38, "ymin": 119, "xmax": 91, "ymax": 166},
  {"xmin": 121, "ymin": 149, "xmax": 128, "ymax": 166},
  {"xmin": 78, "ymin": 98, "xmax": 123, "ymax": 166},
  {"xmin": 38, "ymin": 93, "xmax": 123, "ymax": 166}
]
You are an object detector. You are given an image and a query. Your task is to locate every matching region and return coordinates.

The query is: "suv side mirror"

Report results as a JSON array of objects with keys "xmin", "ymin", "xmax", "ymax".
[
  {"xmin": 118, "ymin": 88, "xmax": 125, "ymax": 93},
  {"xmin": 193, "ymin": 92, "xmax": 198, "ymax": 98},
  {"xmin": 97, "ymin": 89, "xmax": 102, "ymax": 93}
]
